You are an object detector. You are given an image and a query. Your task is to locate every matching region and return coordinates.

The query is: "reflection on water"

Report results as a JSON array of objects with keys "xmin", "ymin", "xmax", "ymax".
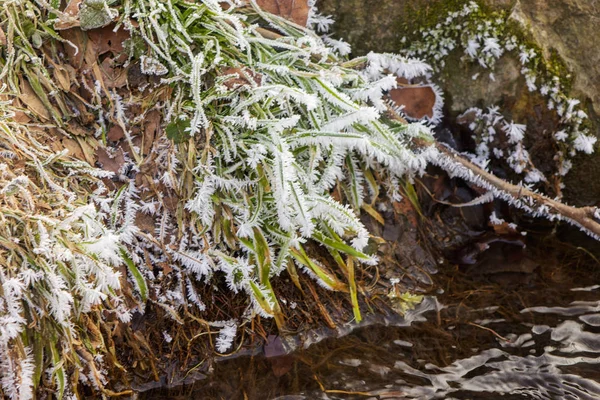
[
  {"xmin": 141, "ymin": 239, "xmax": 600, "ymax": 400},
  {"xmin": 392, "ymin": 301, "xmax": 600, "ymax": 399}
]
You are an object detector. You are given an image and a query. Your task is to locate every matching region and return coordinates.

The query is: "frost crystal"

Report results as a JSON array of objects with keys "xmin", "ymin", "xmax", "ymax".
[
  {"xmin": 140, "ymin": 55, "xmax": 169, "ymax": 76},
  {"xmin": 215, "ymin": 321, "xmax": 237, "ymax": 353},
  {"xmin": 573, "ymin": 133, "xmax": 597, "ymax": 154},
  {"xmin": 503, "ymin": 122, "xmax": 526, "ymax": 144}
]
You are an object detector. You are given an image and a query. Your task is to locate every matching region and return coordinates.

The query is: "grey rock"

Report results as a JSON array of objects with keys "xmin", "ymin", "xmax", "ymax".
[{"xmin": 317, "ymin": 0, "xmax": 600, "ymax": 205}]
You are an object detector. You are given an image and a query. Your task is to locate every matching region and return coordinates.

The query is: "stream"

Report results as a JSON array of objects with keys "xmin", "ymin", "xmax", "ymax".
[{"xmin": 140, "ymin": 232, "xmax": 600, "ymax": 400}]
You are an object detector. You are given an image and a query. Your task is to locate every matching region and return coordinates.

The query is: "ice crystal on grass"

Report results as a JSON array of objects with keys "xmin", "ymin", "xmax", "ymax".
[
  {"xmin": 140, "ymin": 55, "xmax": 169, "ymax": 76},
  {"xmin": 7, "ymin": 0, "xmax": 580, "ymax": 397},
  {"xmin": 215, "ymin": 320, "xmax": 238, "ymax": 353}
]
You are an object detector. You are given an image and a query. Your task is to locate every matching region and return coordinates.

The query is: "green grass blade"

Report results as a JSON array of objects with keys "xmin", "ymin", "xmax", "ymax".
[{"xmin": 120, "ymin": 249, "xmax": 148, "ymax": 302}]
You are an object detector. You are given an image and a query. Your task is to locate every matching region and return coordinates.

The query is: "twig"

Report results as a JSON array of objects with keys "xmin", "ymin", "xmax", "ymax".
[
  {"xmin": 467, "ymin": 322, "xmax": 510, "ymax": 342},
  {"xmin": 313, "ymin": 374, "xmax": 374, "ymax": 397},
  {"xmin": 384, "ymin": 103, "xmax": 600, "ymax": 238},
  {"xmin": 429, "ymin": 139, "xmax": 600, "ymax": 238}
]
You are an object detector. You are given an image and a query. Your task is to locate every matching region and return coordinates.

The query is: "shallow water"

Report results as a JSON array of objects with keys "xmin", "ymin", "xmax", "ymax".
[{"xmin": 141, "ymin": 239, "xmax": 600, "ymax": 400}]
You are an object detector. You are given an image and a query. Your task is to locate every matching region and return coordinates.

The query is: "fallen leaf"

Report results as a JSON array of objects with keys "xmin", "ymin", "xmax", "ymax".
[
  {"xmin": 19, "ymin": 80, "xmax": 51, "ymax": 121},
  {"xmin": 127, "ymin": 62, "xmax": 148, "ymax": 88},
  {"xmin": 88, "ymin": 24, "xmax": 129, "ymax": 55},
  {"xmin": 0, "ymin": 26, "xmax": 6, "ymax": 46},
  {"xmin": 66, "ymin": 120, "xmax": 92, "ymax": 137},
  {"xmin": 255, "ymin": 0, "xmax": 310, "ymax": 26},
  {"xmin": 220, "ymin": 66, "xmax": 262, "ymax": 89},
  {"xmin": 76, "ymin": 136, "xmax": 98, "ymax": 165},
  {"xmin": 14, "ymin": 111, "xmax": 31, "ymax": 123},
  {"xmin": 162, "ymin": 196, "xmax": 179, "ymax": 212},
  {"xmin": 456, "ymin": 108, "xmax": 479, "ymax": 125},
  {"xmin": 67, "ymin": 92, "xmax": 96, "ymax": 125},
  {"xmin": 138, "ymin": 158, "xmax": 156, "ymax": 176},
  {"xmin": 47, "ymin": 58, "xmax": 73, "ymax": 91},
  {"xmin": 392, "ymin": 197, "xmax": 418, "ymax": 228},
  {"xmin": 79, "ymin": 0, "xmax": 118, "ymax": 31},
  {"xmin": 388, "ymin": 84, "xmax": 437, "ymax": 120},
  {"xmin": 8, "ymin": 102, "xmax": 31, "ymax": 123},
  {"xmin": 160, "ymin": 262, "xmax": 173, "ymax": 276},
  {"xmin": 270, "ymin": 356, "xmax": 294, "ymax": 377},
  {"xmin": 54, "ymin": 0, "xmax": 83, "ymax": 30},
  {"xmin": 429, "ymin": 173, "xmax": 452, "ymax": 202},
  {"xmin": 142, "ymin": 110, "xmax": 161, "ymax": 155},
  {"xmin": 91, "ymin": 63, "xmax": 110, "ymax": 97},
  {"xmin": 59, "ymin": 28, "xmax": 88, "ymax": 69},
  {"xmin": 96, "ymin": 147, "xmax": 124, "ymax": 173},
  {"xmin": 135, "ymin": 211, "xmax": 156, "ymax": 234},
  {"xmin": 62, "ymin": 137, "xmax": 86, "ymax": 161},
  {"xmin": 107, "ymin": 124, "xmax": 124, "ymax": 141},
  {"xmin": 490, "ymin": 220, "xmax": 519, "ymax": 236},
  {"xmin": 99, "ymin": 57, "xmax": 128, "ymax": 88}
]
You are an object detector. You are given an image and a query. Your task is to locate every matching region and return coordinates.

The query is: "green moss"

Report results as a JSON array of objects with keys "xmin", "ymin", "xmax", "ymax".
[
  {"xmin": 400, "ymin": 0, "xmax": 493, "ymax": 41},
  {"xmin": 503, "ymin": 18, "xmax": 574, "ymax": 93},
  {"xmin": 397, "ymin": 0, "xmax": 594, "ymax": 188},
  {"xmin": 400, "ymin": 0, "xmax": 576, "ymax": 104}
]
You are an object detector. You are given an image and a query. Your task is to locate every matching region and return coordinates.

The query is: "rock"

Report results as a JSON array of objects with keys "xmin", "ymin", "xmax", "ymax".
[
  {"xmin": 317, "ymin": 0, "xmax": 600, "ymax": 115},
  {"xmin": 316, "ymin": 0, "xmax": 600, "ymax": 205},
  {"xmin": 315, "ymin": 0, "xmax": 408, "ymax": 55},
  {"xmin": 509, "ymin": 0, "xmax": 600, "ymax": 116},
  {"xmin": 440, "ymin": 53, "xmax": 522, "ymax": 114}
]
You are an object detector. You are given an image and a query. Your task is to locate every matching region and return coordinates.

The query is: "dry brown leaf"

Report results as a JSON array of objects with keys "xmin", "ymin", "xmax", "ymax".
[
  {"xmin": 107, "ymin": 124, "xmax": 124, "ymax": 142},
  {"xmin": 19, "ymin": 80, "xmax": 51, "ymax": 121},
  {"xmin": 163, "ymin": 196, "xmax": 179, "ymax": 212},
  {"xmin": 392, "ymin": 197, "xmax": 418, "ymax": 228},
  {"xmin": 99, "ymin": 57, "xmax": 128, "ymax": 89},
  {"xmin": 59, "ymin": 28, "xmax": 87, "ymax": 69},
  {"xmin": 59, "ymin": 27, "xmax": 98, "ymax": 72},
  {"xmin": 91, "ymin": 62, "xmax": 111, "ymax": 98},
  {"xmin": 54, "ymin": 0, "xmax": 83, "ymax": 30},
  {"xmin": 135, "ymin": 212, "xmax": 156, "ymax": 234},
  {"xmin": 0, "ymin": 26, "xmax": 6, "ymax": 46},
  {"xmin": 77, "ymin": 136, "xmax": 98, "ymax": 166},
  {"xmin": 67, "ymin": 120, "xmax": 92, "ymax": 137},
  {"xmin": 490, "ymin": 220, "xmax": 519, "ymax": 236},
  {"xmin": 62, "ymin": 137, "xmax": 86, "ymax": 161},
  {"xmin": 11, "ymin": 110, "xmax": 31, "ymax": 124},
  {"xmin": 54, "ymin": 66, "xmax": 72, "ymax": 91},
  {"xmin": 126, "ymin": 62, "xmax": 148, "ymax": 88},
  {"xmin": 142, "ymin": 110, "xmax": 161, "ymax": 155},
  {"xmin": 96, "ymin": 147, "xmax": 125, "ymax": 173},
  {"xmin": 388, "ymin": 84, "xmax": 436, "ymax": 120},
  {"xmin": 221, "ymin": 67, "xmax": 262, "ymax": 89},
  {"xmin": 64, "ymin": 64, "xmax": 78, "ymax": 81},
  {"xmin": 66, "ymin": 92, "xmax": 96, "ymax": 125},
  {"xmin": 255, "ymin": 0, "xmax": 310, "ymax": 26},
  {"xmin": 88, "ymin": 24, "xmax": 129, "ymax": 55},
  {"xmin": 47, "ymin": 58, "xmax": 73, "ymax": 91}
]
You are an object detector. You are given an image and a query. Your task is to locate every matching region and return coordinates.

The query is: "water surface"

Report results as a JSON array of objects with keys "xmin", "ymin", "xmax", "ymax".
[{"xmin": 141, "ymin": 236, "xmax": 600, "ymax": 399}]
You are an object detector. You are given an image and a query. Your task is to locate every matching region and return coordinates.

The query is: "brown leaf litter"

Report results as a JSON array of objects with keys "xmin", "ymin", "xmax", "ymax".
[{"xmin": 388, "ymin": 79, "xmax": 437, "ymax": 120}]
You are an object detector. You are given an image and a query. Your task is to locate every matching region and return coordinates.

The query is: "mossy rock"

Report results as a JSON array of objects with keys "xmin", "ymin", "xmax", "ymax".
[{"xmin": 317, "ymin": 0, "xmax": 600, "ymax": 206}]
